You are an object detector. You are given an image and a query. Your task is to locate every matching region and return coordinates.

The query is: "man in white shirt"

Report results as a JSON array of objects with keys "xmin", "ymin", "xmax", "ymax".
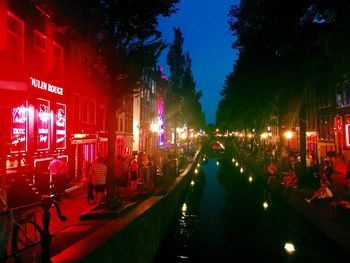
[
  {"xmin": 89, "ymin": 157, "xmax": 107, "ymax": 205},
  {"xmin": 48, "ymin": 155, "xmax": 64, "ymax": 201}
]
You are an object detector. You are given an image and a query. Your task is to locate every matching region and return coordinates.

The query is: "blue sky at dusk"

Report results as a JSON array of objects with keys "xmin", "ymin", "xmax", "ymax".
[{"xmin": 158, "ymin": 0, "xmax": 240, "ymax": 125}]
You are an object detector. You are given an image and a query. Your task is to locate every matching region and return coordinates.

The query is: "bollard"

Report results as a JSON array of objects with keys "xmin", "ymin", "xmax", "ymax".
[{"xmin": 41, "ymin": 195, "xmax": 52, "ymax": 263}]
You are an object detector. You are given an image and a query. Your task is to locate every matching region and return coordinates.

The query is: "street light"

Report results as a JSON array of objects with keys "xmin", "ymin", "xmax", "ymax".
[{"xmin": 284, "ymin": 130, "xmax": 293, "ymax": 149}]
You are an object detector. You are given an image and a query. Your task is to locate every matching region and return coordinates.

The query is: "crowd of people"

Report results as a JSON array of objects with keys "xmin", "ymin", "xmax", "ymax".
[
  {"xmin": 46, "ymin": 143, "xmax": 197, "ymax": 207},
  {"xmin": 81, "ymin": 150, "xmax": 184, "ymax": 205},
  {"xmin": 239, "ymin": 139, "xmax": 350, "ymax": 221}
]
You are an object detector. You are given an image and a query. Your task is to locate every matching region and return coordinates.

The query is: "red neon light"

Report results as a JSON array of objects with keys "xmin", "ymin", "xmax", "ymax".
[
  {"xmin": 37, "ymin": 98, "xmax": 50, "ymax": 151},
  {"xmin": 11, "ymin": 102, "xmax": 28, "ymax": 153},
  {"xmin": 346, "ymin": 124, "xmax": 350, "ymax": 147},
  {"xmin": 56, "ymin": 103, "xmax": 66, "ymax": 149}
]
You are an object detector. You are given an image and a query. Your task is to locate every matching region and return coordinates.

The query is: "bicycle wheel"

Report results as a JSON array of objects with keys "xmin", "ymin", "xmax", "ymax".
[{"xmin": 11, "ymin": 217, "xmax": 43, "ymax": 263}]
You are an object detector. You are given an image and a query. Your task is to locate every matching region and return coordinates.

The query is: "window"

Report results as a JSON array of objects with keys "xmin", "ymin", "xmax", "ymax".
[
  {"xmin": 320, "ymin": 115, "xmax": 334, "ymax": 141},
  {"xmin": 73, "ymin": 94, "xmax": 81, "ymax": 121},
  {"xmin": 336, "ymin": 84, "xmax": 345, "ymax": 108},
  {"xmin": 97, "ymin": 105, "xmax": 106, "ymax": 131},
  {"xmin": 120, "ymin": 117, "xmax": 123, "ymax": 132},
  {"xmin": 151, "ymin": 80, "xmax": 155, "ymax": 94},
  {"xmin": 52, "ymin": 42, "xmax": 63, "ymax": 81},
  {"xmin": 33, "ymin": 31, "xmax": 47, "ymax": 74},
  {"xmin": 89, "ymin": 99, "xmax": 96, "ymax": 125},
  {"xmin": 82, "ymin": 97, "xmax": 89, "ymax": 123},
  {"xmin": 6, "ymin": 12, "xmax": 24, "ymax": 65}
]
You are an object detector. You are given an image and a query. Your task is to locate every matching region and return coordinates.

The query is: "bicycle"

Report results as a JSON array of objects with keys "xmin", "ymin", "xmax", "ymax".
[{"xmin": 0, "ymin": 194, "xmax": 67, "ymax": 263}]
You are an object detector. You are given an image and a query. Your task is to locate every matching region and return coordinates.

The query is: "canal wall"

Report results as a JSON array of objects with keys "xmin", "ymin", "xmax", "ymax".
[{"xmin": 51, "ymin": 149, "xmax": 202, "ymax": 263}]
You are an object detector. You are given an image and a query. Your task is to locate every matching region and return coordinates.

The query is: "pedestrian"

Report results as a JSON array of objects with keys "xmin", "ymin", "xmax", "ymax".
[
  {"xmin": 48, "ymin": 154, "xmax": 64, "ymax": 201},
  {"xmin": 89, "ymin": 157, "xmax": 107, "ymax": 205},
  {"xmin": 129, "ymin": 155, "xmax": 139, "ymax": 191},
  {"xmin": 114, "ymin": 155, "xmax": 127, "ymax": 199},
  {"xmin": 83, "ymin": 160, "xmax": 94, "ymax": 203}
]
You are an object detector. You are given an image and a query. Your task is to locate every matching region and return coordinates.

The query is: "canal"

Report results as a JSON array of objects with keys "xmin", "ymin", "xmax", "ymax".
[{"xmin": 153, "ymin": 149, "xmax": 349, "ymax": 262}]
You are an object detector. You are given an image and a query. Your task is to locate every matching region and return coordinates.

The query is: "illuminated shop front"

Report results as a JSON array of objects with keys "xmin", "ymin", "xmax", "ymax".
[
  {"xmin": 1, "ymin": 75, "xmax": 67, "ymax": 207},
  {"xmin": 71, "ymin": 134, "xmax": 96, "ymax": 180}
]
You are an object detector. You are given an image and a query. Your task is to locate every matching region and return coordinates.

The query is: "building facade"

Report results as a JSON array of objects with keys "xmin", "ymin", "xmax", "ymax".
[{"xmin": 0, "ymin": 0, "xmax": 109, "ymax": 206}]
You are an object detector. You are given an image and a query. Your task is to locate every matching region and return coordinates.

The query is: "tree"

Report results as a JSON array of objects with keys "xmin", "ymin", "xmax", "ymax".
[
  {"xmin": 166, "ymin": 28, "xmax": 204, "ymax": 152},
  {"xmin": 218, "ymin": 0, "xmax": 350, "ymax": 176}
]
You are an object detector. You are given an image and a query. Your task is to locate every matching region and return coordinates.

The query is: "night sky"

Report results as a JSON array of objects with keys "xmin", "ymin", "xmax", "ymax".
[{"xmin": 158, "ymin": 0, "xmax": 240, "ymax": 125}]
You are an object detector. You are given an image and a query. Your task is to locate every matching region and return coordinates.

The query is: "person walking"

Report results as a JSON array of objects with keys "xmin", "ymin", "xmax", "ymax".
[
  {"xmin": 114, "ymin": 155, "xmax": 127, "ymax": 199},
  {"xmin": 89, "ymin": 157, "xmax": 107, "ymax": 205},
  {"xmin": 129, "ymin": 155, "xmax": 139, "ymax": 191},
  {"xmin": 83, "ymin": 160, "xmax": 94, "ymax": 203},
  {"xmin": 48, "ymin": 155, "xmax": 64, "ymax": 201}
]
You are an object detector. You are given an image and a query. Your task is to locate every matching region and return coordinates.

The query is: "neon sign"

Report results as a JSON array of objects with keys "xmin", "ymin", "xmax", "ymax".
[
  {"xmin": 30, "ymin": 77, "xmax": 63, "ymax": 96},
  {"xmin": 37, "ymin": 98, "xmax": 50, "ymax": 151},
  {"xmin": 346, "ymin": 124, "xmax": 350, "ymax": 147},
  {"xmin": 11, "ymin": 102, "xmax": 28, "ymax": 152},
  {"xmin": 56, "ymin": 103, "xmax": 66, "ymax": 149}
]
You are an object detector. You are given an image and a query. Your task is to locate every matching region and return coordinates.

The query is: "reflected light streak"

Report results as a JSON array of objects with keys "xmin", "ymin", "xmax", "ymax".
[{"xmin": 182, "ymin": 203, "xmax": 187, "ymax": 216}]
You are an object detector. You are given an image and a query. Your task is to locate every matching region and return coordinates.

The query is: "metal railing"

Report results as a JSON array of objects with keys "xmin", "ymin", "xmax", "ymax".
[{"xmin": 0, "ymin": 195, "xmax": 67, "ymax": 263}]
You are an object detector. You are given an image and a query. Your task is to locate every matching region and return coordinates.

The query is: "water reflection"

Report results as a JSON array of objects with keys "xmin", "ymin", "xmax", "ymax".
[{"xmin": 154, "ymin": 147, "xmax": 349, "ymax": 262}]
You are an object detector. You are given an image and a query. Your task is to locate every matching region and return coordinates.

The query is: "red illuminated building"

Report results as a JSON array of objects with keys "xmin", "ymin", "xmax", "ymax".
[{"xmin": 0, "ymin": 1, "xmax": 108, "ymax": 207}]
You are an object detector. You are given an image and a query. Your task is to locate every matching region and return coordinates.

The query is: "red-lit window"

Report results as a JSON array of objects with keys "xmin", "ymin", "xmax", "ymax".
[
  {"xmin": 33, "ymin": 31, "xmax": 47, "ymax": 75},
  {"xmin": 52, "ymin": 42, "xmax": 63, "ymax": 81},
  {"xmin": 82, "ymin": 97, "xmax": 88, "ymax": 124},
  {"xmin": 98, "ymin": 105, "xmax": 106, "ymax": 131},
  {"xmin": 120, "ymin": 117, "xmax": 123, "ymax": 132},
  {"xmin": 6, "ymin": 12, "xmax": 24, "ymax": 65},
  {"xmin": 73, "ymin": 93, "xmax": 81, "ymax": 122},
  {"xmin": 89, "ymin": 99, "xmax": 96, "ymax": 125}
]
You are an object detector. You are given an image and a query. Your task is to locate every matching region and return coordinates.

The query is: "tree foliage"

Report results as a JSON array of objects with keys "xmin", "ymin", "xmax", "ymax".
[
  {"xmin": 217, "ymin": 0, "xmax": 350, "ymax": 132},
  {"xmin": 166, "ymin": 27, "xmax": 205, "ymax": 129}
]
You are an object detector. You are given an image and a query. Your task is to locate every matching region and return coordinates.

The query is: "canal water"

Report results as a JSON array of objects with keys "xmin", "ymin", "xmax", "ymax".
[{"xmin": 153, "ymin": 150, "xmax": 349, "ymax": 262}]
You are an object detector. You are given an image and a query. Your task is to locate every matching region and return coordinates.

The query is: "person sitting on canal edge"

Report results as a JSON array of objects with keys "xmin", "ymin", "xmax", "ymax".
[{"xmin": 304, "ymin": 176, "xmax": 333, "ymax": 204}]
